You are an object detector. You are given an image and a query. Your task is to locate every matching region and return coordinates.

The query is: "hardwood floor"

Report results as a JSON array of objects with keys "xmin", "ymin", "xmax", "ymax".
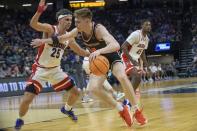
[{"xmin": 1, "ymin": 77, "xmax": 197, "ymax": 131}]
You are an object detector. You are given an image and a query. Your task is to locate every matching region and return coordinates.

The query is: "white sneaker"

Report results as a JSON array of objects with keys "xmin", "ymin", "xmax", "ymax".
[{"xmin": 81, "ymin": 95, "xmax": 94, "ymax": 103}]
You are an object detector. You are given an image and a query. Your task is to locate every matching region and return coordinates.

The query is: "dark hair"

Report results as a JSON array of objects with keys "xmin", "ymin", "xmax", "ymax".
[
  {"xmin": 74, "ymin": 8, "xmax": 92, "ymax": 20},
  {"xmin": 141, "ymin": 19, "xmax": 151, "ymax": 26},
  {"xmin": 56, "ymin": 9, "xmax": 72, "ymax": 20}
]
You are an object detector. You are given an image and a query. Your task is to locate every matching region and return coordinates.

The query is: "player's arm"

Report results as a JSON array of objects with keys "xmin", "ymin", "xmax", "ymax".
[
  {"xmin": 31, "ymin": 28, "xmax": 78, "ymax": 48},
  {"xmin": 140, "ymin": 50, "xmax": 148, "ymax": 67},
  {"xmin": 95, "ymin": 24, "xmax": 120, "ymax": 54},
  {"xmin": 121, "ymin": 32, "xmax": 139, "ymax": 66},
  {"xmin": 68, "ymin": 39, "xmax": 90, "ymax": 57},
  {"xmin": 89, "ymin": 24, "xmax": 120, "ymax": 61},
  {"xmin": 30, "ymin": 0, "xmax": 53, "ymax": 33}
]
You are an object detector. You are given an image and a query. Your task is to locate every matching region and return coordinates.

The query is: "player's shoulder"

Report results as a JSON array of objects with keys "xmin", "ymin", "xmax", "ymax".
[{"xmin": 129, "ymin": 30, "xmax": 140, "ymax": 37}]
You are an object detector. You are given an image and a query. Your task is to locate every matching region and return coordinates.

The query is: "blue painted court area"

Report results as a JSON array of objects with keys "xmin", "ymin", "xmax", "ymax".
[{"xmin": 143, "ymin": 83, "xmax": 197, "ymax": 95}]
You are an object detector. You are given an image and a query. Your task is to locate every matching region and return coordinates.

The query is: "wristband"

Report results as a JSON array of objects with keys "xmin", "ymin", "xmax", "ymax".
[{"xmin": 37, "ymin": 5, "xmax": 45, "ymax": 13}]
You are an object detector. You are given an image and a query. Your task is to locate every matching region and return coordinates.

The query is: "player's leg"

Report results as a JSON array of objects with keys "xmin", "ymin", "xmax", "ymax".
[
  {"xmin": 15, "ymin": 65, "xmax": 44, "ymax": 130},
  {"xmin": 88, "ymin": 74, "xmax": 132, "ymax": 127},
  {"xmin": 81, "ymin": 58, "xmax": 94, "ymax": 103},
  {"xmin": 129, "ymin": 68, "xmax": 142, "ymax": 105},
  {"xmin": 51, "ymin": 68, "xmax": 80, "ymax": 121},
  {"xmin": 15, "ymin": 81, "xmax": 43, "ymax": 129},
  {"xmin": 103, "ymin": 80, "xmax": 125, "ymax": 101},
  {"xmin": 112, "ymin": 62, "xmax": 147, "ymax": 125}
]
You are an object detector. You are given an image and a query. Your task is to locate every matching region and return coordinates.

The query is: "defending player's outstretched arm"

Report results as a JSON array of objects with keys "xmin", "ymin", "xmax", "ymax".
[
  {"xmin": 31, "ymin": 28, "xmax": 78, "ymax": 48},
  {"xmin": 30, "ymin": 0, "xmax": 53, "ymax": 33}
]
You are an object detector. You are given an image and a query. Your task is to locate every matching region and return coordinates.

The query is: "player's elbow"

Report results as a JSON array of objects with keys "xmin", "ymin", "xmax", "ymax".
[{"xmin": 29, "ymin": 20, "xmax": 37, "ymax": 29}]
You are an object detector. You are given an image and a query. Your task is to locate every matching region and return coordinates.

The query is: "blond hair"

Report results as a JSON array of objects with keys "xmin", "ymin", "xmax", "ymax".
[{"xmin": 74, "ymin": 8, "xmax": 92, "ymax": 20}]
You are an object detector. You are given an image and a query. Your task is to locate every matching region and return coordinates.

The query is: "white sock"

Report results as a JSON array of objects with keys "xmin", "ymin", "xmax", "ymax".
[
  {"xmin": 64, "ymin": 103, "xmax": 72, "ymax": 111},
  {"xmin": 116, "ymin": 103, "xmax": 123, "ymax": 111}
]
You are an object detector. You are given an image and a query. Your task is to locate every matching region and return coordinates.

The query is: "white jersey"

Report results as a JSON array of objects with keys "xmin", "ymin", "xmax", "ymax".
[
  {"xmin": 126, "ymin": 30, "xmax": 149, "ymax": 61},
  {"xmin": 35, "ymin": 26, "xmax": 69, "ymax": 68}
]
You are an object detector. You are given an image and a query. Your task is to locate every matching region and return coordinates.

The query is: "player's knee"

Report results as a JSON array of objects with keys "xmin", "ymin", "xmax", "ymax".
[
  {"xmin": 70, "ymin": 86, "xmax": 80, "ymax": 97},
  {"xmin": 25, "ymin": 84, "xmax": 38, "ymax": 95}
]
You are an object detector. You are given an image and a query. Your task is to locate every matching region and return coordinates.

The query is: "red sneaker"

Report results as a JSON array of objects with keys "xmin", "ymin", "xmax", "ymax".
[
  {"xmin": 119, "ymin": 105, "xmax": 133, "ymax": 127},
  {"xmin": 134, "ymin": 109, "xmax": 148, "ymax": 125}
]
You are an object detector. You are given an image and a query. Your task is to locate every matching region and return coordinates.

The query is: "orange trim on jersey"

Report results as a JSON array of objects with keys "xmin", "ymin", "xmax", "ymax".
[
  {"xmin": 126, "ymin": 67, "xmax": 133, "ymax": 73},
  {"xmin": 35, "ymin": 44, "xmax": 45, "ymax": 65},
  {"xmin": 54, "ymin": 79, "xmax": 72, "ymax": 91},
  {"xmin": 26, "ymin": 80, "xmax": 42, "ymax": 93},
  {"xmin": 53, "ymin": 77, "xmax": 69, "ymax": 88}
]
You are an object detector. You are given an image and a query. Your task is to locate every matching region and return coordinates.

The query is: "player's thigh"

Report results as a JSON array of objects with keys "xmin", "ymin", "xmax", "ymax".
[{"xmin": 112, "ymin": 62, "xmax": 127, "ymax": 77}]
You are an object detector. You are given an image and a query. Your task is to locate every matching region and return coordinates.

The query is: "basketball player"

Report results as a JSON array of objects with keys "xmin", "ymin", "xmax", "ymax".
[
  {"xmin": 15, "ymin": 1, "xmax": 89, "ymax": 130},
  {"xmin": 31, "ymin": 8, "xmax": 147, "ymax": 126},
  {"xmin": 121, "ymin": 20, "xmax": 151, "ymax": 105}
]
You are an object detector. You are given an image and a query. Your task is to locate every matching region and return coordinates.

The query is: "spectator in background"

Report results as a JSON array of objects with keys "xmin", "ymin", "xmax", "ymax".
[{"xmin": 149, "ymin": 63, "xmax": 158, "ymax": 81}]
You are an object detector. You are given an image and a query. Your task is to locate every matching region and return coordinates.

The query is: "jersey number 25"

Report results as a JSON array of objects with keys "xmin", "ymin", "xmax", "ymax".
[{"xmin": 51, "ymin": 48, "xmax": 61, "ymax": 58}]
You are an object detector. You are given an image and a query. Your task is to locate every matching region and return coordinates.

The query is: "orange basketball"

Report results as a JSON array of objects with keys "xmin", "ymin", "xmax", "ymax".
[{"xmin": 90, "ymin": 55, "xmax": 110, "ymax": 76}]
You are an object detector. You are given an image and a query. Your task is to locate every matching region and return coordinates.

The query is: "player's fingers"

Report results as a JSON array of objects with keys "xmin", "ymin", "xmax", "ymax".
[{"xmin": 39, "ymin": 0, "xmax": 46, "ymax": 5}]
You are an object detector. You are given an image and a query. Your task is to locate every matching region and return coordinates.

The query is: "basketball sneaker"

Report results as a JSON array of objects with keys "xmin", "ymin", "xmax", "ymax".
[
  {"xmin": 134, "ymin": 109, "xmax": 147, "ymax": 125},
  {"xmin": 61, "ymin": 106, "xmax": 78, "ymax": 121},
  {"xmin": 15, "ymin": 118, "xmax": 24, "ymax": 130},
  {"xmin": 119, "ymin": 105, "xmax": 133, "ymax": 127}
]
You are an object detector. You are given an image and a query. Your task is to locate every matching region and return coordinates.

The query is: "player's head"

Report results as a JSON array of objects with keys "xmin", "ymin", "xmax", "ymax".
[
  {"xmin": 56, "ymin": 9, "xmax": 73, "ymax": 30},
  {"xmin": 74, "ymin": 8, "xmax": 93, "ymax": 31},
  {"xmin": 141, "ymin": 19, "xmax": 151, "ymax": 33}
]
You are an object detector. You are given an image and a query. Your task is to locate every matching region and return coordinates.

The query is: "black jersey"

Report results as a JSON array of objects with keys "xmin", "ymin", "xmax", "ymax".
[{"xmin": 79, "ymin": 22, "xmax": 106, "ymax": 52}]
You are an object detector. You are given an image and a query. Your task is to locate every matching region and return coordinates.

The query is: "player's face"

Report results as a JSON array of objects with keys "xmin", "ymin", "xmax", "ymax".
[
  {"xmin": 58, "ymin": 15, "xmax": 72, "ymax": 30},
  {"xmin": 75, "ymin": 17, "xmax": 88, "ymax": 31},
  {"xmin": 142, "ymin": 21, "xmax": 151, "ymax": 33}
]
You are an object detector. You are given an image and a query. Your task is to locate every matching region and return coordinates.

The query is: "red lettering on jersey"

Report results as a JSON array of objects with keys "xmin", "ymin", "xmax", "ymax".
[{"xmin": 137, "ymin": 44, "xmax": 145, "ymax": 48}]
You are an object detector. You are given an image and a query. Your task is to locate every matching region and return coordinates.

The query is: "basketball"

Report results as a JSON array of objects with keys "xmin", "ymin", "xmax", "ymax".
[{"xmin": 90, "ymin": 55, "xmax": 109, "ymax": 76}]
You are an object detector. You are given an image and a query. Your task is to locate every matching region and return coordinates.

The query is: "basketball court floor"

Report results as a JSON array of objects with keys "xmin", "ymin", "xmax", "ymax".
[{"xmin": 0, "ymin": 77, "xmax": 197, "ymax": 131}]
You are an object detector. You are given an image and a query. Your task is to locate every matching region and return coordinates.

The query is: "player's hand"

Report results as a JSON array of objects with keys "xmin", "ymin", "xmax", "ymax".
[
  {"xmin": 31, "ymin": 39, "xmax": 44, "ymax": 48},
  {"xmin": 89, "ymin": 50, "xmax": 101, "ymax": 62},
  {"xmin": 37, "ymin": 0, "xmax": 47, "ymax": 13}
]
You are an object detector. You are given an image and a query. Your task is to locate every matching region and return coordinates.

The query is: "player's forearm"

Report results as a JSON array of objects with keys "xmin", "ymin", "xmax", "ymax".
[
  {"xmin": 139, "ymin": 58, "xmax": 143, "ymax": 68},
  {"xmin": 77, "ymin": 49, "xmax": 90, "ymax": 57},
  {"xmin": 98, "ymin": 42, "xmax": 120, "ymax": 54},
  {"xmin": 30, "ymin": 12, "xmax": 42, "ymax": 30},
  {"xmin": 41, "ymin": 38, "xmax": 53, "ymax": 44},
  {"xmin": 141, "ymin": 51, "xmax": 148, "ymax": 67}
]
